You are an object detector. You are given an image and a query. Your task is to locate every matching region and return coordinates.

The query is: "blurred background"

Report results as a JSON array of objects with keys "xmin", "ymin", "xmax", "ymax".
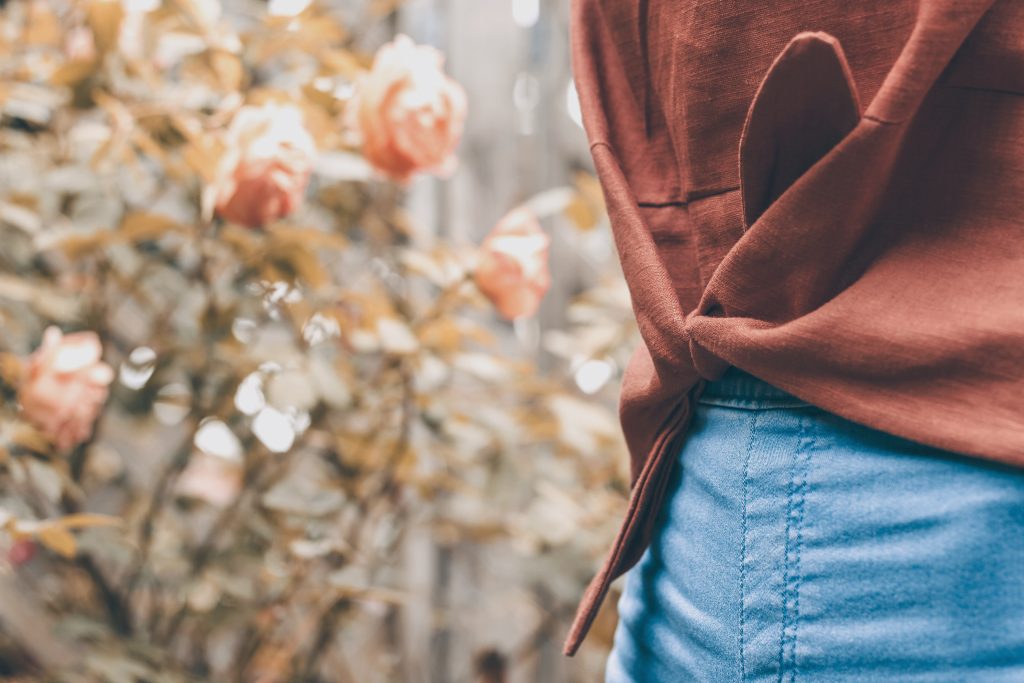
[{"xmin": 0, "ymin": 0, "xmax": 640, "ymax": 681}]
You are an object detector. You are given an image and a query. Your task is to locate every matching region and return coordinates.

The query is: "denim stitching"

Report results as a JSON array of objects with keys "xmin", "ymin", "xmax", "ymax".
[
  {"xmin": 777, "ymin": 414, "xmax": 809, "ymax": 683},
  {"xmin": 776, "ymin": 452, "xmax": 795, "ymax": 683},
  {"xmin": 739, "ymin": 411, "xmax": 759, "ymax": 681},
  {"xmin": 787, "ymin": 414, "xmax": 812, "ymax": 682}
]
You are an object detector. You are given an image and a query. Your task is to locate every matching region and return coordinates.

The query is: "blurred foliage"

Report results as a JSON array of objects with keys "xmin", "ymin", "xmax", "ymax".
[{"xmin": 0, "ymin": 0, "xmax": 635, "ymax": 681}]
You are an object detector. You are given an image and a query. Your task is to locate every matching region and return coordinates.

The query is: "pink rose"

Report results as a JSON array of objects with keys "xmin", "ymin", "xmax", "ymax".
[
  {"xmin": 175, "ymin": 452, "xmax": 242, "ymax": 508},
  {"xmin": 474, "ymin": 208, "xmax": 551, "ymax": 320},
  {"xmin": 213, "ymin": 102, "xmax": 317, "ymax": 228},
  {"xmin": 64, "ymin": 26, "xmax": 97, "ymax": 62},
  {"xmin": 18, "ymin": 327, "xmax": 114, "ymax": 452},
  {"xmin": 7, "ymin": 539, "xmax": 36, "ymax": 567},
  {"xmin": 348, "ymin": 34, "xmax": 467, "ymax": 183}
]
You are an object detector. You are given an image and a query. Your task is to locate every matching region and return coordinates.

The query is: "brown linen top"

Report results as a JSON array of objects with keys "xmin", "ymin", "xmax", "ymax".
[{"xmin": 563, "ymin": 0, "xmax": 1024, "ymax": 657}]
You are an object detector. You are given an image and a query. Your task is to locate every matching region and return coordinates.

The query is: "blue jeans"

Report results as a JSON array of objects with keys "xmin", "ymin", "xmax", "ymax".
[{"xmin": 605, "ymin": 365, "xmax": 1024, "ymax": 682}]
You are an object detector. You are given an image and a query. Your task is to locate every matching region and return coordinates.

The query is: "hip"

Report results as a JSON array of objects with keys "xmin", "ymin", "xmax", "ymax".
[{"xmin": 606, "ymin": 365, "xmax": 1024, "ymax": 682}]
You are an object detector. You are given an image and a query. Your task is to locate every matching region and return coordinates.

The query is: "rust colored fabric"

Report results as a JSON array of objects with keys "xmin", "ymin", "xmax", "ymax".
[{"xmin": 564, "ymin": 0, "xmax": 1024, "ymax": 657}]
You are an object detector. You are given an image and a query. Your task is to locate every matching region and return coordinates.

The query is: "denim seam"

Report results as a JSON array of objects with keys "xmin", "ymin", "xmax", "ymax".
[
  {"xmin": 777, "ymin": 414, "xmax": 809, "ymax": 683},
  {"xmin": 697, "ymin": 397, "xmax": 816, "ymax": 411},
  {"xmin": 776, "ymin": 451, "xmax": 796, "ymax": 683},
  {"xmin": 739, "ymin": 411, "xmax": 759, "ymax": 682},
  {"xmin": 789, "ymin": 416, "xmax": 811, "ymax": 682}
]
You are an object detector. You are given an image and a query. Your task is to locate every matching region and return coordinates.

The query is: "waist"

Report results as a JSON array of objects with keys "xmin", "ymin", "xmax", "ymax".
[{"xmin": 697, "ymin": 365, "xmax": 814, "ymax": 410}]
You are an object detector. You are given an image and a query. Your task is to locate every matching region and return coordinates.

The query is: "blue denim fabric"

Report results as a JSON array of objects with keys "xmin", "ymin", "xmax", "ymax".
[{"xmin": 605, "ymin": 365, "xmax": 1024, "ymax": 682}]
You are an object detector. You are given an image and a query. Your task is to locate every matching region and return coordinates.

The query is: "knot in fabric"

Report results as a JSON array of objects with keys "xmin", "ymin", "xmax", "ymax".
[{"xmin": 684, "ymin": 306, "xmax": 731, "ymax": 382}]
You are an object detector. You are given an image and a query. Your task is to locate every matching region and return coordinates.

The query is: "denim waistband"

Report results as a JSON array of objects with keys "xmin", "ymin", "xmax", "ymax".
[{"xmin": 696, "ymin": 365, "xmax": 814, "ymax": 410}]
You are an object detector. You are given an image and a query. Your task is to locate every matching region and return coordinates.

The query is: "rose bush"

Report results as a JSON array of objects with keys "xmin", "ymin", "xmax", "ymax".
[{"xmin": 0, "ymin": 2, "xmax": 629, "ymax": 681}]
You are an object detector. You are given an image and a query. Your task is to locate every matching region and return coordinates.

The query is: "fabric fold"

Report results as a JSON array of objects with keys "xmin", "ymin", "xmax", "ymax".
[{"xmin": 738, "ymin": 32, "xmax": 862, "ymax": 229}]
